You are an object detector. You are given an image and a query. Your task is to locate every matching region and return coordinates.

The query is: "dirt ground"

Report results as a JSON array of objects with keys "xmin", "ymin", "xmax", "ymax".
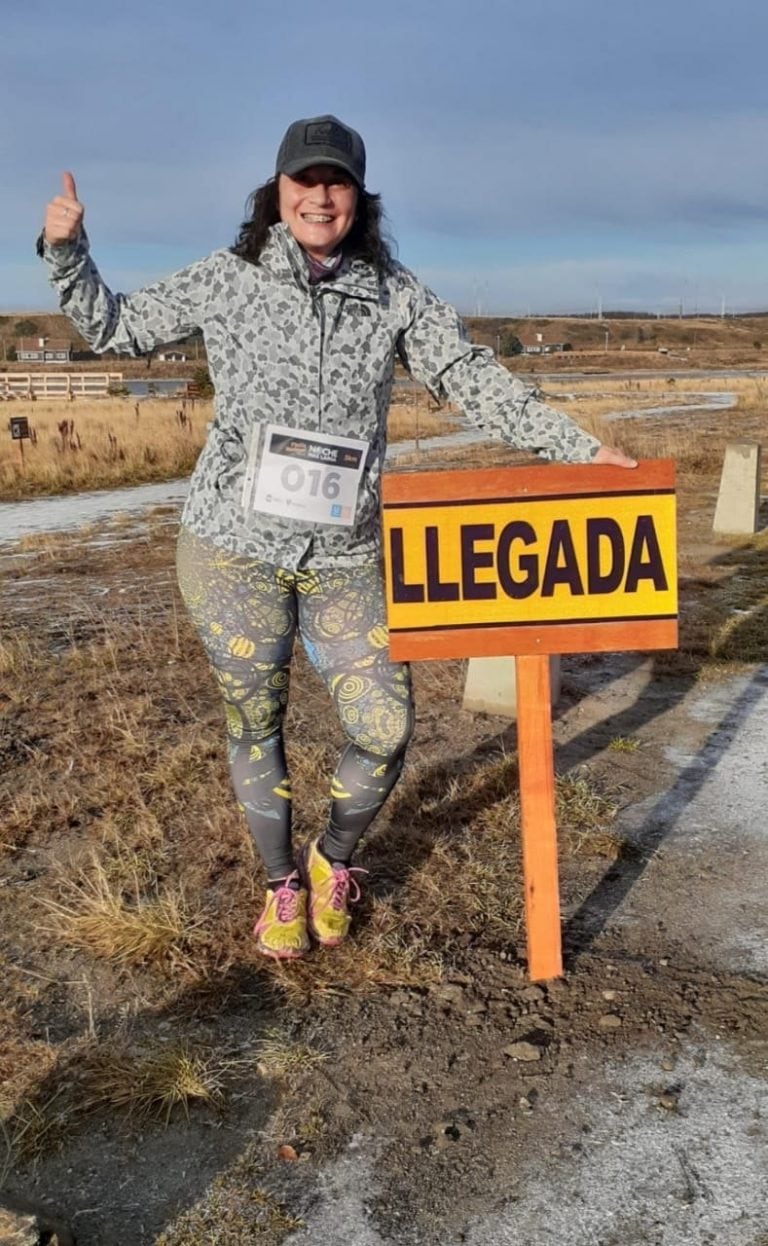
[{"xmin": 1, "ymin": 418, "xmax": 767, "ymax": 1243}]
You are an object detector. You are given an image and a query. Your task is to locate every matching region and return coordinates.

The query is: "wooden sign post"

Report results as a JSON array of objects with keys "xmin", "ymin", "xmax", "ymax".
[
  {"xmin": 381, "ymin": 460, "xmax": 677, "ymax": 980},
  {"xmin": 9, "ymin": 416, "xmax": 31, "ymax": 472}
]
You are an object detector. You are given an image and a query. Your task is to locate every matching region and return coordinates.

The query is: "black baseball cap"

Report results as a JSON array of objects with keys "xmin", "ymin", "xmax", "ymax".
[{"xmin": 275, "ymin": 115, "xmax": 366, "ymax": 188}]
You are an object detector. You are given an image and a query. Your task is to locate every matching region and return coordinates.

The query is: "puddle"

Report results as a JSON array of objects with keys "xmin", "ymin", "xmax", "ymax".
[
  {"xmin": 0, "ymin": 478, "xmax": 190, "ymax": 545},
  {"xmin": 605, "ymin": 391, "xmax": 735, "ymax": 421},
  {"xmin": 125, "ymin": 378, "xmax": 188, "ymax": 396},
  {"xmin": 386, "ymin": 427, "xmax": 489, "ymax": 457}
]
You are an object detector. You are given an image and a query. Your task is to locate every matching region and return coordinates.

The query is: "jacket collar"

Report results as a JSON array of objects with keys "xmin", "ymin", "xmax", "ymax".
[{"xmin": 260, "ymin": 223, "xmax": 381, "ymax": 301}]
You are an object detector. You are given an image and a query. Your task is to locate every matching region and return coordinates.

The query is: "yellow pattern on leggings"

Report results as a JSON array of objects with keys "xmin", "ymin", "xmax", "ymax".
[{"xmin": 176, "ymin": 527, "xmax": 414, "ymax": 879}]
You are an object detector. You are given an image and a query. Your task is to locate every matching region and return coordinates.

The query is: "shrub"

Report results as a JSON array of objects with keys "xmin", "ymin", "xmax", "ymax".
[
  {"xmin": 191, "ymin": 366, "xmax": 214, "ymax": 398},
  {"xmin": 498, "ymin": 330, "xmax": 523, "ymax": 357},
  {"xmin": 14, "ymin": 318, "xmax": 39, "ymax": 336}
]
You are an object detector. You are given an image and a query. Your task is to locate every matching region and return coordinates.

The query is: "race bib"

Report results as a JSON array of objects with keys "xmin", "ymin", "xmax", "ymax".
[{"xmin": 242, "ymin": 424, "xmax": 369, "ymax": 526}]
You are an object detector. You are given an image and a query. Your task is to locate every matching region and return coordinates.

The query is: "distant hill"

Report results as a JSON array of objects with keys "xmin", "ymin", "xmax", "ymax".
[
  {"xmin": 463, "ymin": 314, "xmax": 768, "ymax": 368},
  {"xmin": 2, "ymin": 310, "xmax": 767, "ymax": 372},
  {"xmin": 464, "ymin": 314, "xmax": 768, "ymax": 351}
]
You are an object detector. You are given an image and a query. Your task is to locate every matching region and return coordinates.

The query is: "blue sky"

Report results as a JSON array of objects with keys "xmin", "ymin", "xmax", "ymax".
[{"xmin": 4, "ymin": 0, "xmax": 768, "ymax": 315}]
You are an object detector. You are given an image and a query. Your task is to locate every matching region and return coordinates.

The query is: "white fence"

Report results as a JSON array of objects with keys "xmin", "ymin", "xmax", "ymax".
[{"xmin": 0, "ymin": 372, "xmax": 124, "ymax": 399}]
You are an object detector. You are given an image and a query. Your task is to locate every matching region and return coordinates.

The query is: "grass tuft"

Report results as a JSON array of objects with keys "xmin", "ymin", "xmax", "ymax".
[
  {"xmin": 556, "ymin": 772, "xmax": 622, "ymax": 858},
  {"xmin": 42, "ymin": 857, "xmax": 203, "ymax": 968},
  {"xmin": 3, "ymin": 1090, "xmax": 71, "ymax": 1167},
  {"xmin": 253, "ymin": 1030, "xmax": 328, "ymax": 1080},
  {"xmin": 80, "ymin": 1041, "xmax": 226, "ymax": 1123},
  {"xmin": 0, "ymin": 634, "xmax": 39, "ymax": 677},
  {"xmin": 608, "ymin": 736, "xmax": 641, "ymax": 753}
]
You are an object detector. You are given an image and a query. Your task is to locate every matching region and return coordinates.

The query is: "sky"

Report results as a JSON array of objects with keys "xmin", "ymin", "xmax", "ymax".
[{"xmin": 3, "ymin": 0, "xmax": 768, "ymax": 316}]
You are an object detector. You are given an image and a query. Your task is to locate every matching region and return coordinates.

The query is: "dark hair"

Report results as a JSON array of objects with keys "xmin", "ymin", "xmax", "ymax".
[{"xmin": 231, "ymin": 176, "xmax": 395, "ymax": 274}]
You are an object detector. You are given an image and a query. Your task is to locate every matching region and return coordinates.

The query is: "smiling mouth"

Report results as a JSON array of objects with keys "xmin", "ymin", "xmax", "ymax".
[{"xmin": 302, "ymin": 214, "xmax": 334, "ymax": 224}]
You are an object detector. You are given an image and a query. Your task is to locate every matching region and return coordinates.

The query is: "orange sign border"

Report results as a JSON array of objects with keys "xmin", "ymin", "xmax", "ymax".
[{"xmin": 381, "ymin": 458, "xmax": 677, "ymax": 661}]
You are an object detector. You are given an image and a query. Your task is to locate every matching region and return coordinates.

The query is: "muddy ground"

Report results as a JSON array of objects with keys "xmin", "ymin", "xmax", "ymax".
[{"xmin": 1, "ymin": 430, "xmax": 767, "ymax": 1244}]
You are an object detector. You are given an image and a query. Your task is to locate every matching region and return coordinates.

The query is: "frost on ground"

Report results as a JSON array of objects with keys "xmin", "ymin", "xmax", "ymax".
[
  {"xmin": 461, "ymin": 1047, "xmax": 768, "ymax": 1246},
  {"xmin": 286, "ymin": 1045, "xmax": 767, "ymax": 1246}
]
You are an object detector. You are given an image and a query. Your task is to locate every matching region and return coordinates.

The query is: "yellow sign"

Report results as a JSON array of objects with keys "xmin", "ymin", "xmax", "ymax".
[{"xmin": 381, "ymin": 460, "xmax": 677, "ymax": 659}]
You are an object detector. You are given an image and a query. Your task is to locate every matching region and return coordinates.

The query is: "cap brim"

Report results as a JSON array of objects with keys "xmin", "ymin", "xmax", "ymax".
[{"xmin": 278, "ymin": 155, "xmax": 362, "ymax": 186}]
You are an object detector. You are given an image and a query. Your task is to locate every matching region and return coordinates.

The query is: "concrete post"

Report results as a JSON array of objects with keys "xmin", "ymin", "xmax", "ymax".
[
  {"xmin": 712, "ymin": 441, "xmax": 762, "ymax": 535},
  {"xmin": 462, "ymin": 655, "xmax": 561, "ymax": 718}
]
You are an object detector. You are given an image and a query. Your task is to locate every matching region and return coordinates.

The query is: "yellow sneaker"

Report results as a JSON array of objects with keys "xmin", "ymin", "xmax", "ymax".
[
  {"xmin": 253, "ymin": 873, "xmax": 310, "ymax": 960},
  {"xmin": 298, "ymin": 838, "xmax": 366, "ymax": 947}
]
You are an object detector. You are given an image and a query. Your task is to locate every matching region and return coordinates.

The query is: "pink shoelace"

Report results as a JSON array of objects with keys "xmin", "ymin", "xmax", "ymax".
[
  {"xmin": 328, "ymin": 865, "xmax": 367, "ymax": 910},
  {"xmin": 274, "ymin": 884, "xmax": 300, "ymax": 922},
  {"xmin": 255, "ymin": 874, "xmax": 300, "ymax": 937}
]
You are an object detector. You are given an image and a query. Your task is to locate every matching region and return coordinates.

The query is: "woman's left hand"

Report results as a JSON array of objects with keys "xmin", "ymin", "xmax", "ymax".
[{"xmin": 592, "ymin": 444, "xmax": 637, "ymax": 468}]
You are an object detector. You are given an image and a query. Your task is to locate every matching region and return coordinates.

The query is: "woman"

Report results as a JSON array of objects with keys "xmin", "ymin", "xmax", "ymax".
[{"xmin": 40, "ymin": 114, "xmax": 635, "ymax": 960}]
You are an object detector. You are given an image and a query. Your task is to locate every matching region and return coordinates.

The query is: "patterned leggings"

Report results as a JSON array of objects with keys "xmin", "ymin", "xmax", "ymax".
[{"xmin": 176, "ymin": 528, "xmax": 414, "ymax": 880}]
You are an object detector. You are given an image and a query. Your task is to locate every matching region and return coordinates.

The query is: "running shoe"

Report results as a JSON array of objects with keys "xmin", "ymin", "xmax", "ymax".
[
  {"xmin": 253, "ymin": 872, "xmax": 310, "ymax": 960},
  {"xmin": 298, "ymin": 838, "xmax": 366, "ymax": 947}
]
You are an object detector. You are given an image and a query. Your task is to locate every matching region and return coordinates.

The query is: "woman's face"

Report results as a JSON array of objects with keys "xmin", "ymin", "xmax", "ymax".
[{"xmin": 278, "ymin": 165, "xmax": 358, "ymax": 260}]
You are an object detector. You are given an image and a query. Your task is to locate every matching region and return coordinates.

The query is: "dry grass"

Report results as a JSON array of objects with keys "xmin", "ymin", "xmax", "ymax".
[
  {"xmin": 659, "ymin": 529, "xmax": 768, "ymax": 674},
  {"xmin": 3, "ymin": 373, "xmax": 759, "ymax": 501},
  {"xmin": 0, "ymin": 391, "xmax": 457, "ymax": 501},
  {"xmin": 2, "ymin": 1092, "xmax": 71, "ymax": 1168},
  {"xmin": 609, "ymin": 736, "xmax": 641, "ymax": 753},
  {"xmin": 610, "ymin": 383, "xmax": 764, "ymax": 479},
  {"xmin": 2, "ymin": 1036, "xmax": 260, "ymax": 1173},
  {"xmin": 0, "ymin": 396, "xmax": 211, "ymax": 499},
  {"xmin": 538, "ymin": 374, "xmax": 768, "ymax": 489},
  {"xmin": 542, "ymin": 375, "xmax": 717, "ymax": 424},
  {"xmin": 0, "ymin": 1040, "xmax": 58, "ymax": 1121},
  {"xmin": 42, "ymin": 856, "xmax": 203, "ymax": 969},
  {"xmin": 79, "ymin": 1041, "xmax": 227, "ymax": 1123},
  {"xmin": 253, "ymin": 1030, "xmax": 328, "ymax": 1080},
  {"xmin": 556, "ymin": 774, "xmax": 622, "ymax": 859},
  {"xmin": 385, "ymin": 373, "xmax": 766, "ymax": 488},
  {"xmin": 387, "ymin": 395, "xmax": 459, "ymax": 442},
  {"xmin": 0, "ymin": 634, "xmax": 37, "ymax": 677},
  {"xmin": 2, "ymin": 384, "xmax": 767, "ymax": 1222},
  {"xmin": 702, "ymin": 533, "xmax": 768, "ymax": 664},
  {"xmin": 154, "ymin": 1162, "xmax": 303, "ymax": 1244}
]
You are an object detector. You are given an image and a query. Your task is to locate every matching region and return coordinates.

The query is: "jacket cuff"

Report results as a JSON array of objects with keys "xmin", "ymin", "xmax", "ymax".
[
  {"xmin": 564, "ymin": 428, "xmax": 602, "ymax": 463},
  {"xmin": 36, "ymin": 230, "xmax": 89, "ymax": 271}
]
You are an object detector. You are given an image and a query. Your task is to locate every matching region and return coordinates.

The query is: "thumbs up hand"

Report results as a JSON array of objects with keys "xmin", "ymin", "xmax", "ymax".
[{"xmin": 43, "ymin": 171, "xmax": 85, "ymax": 245}]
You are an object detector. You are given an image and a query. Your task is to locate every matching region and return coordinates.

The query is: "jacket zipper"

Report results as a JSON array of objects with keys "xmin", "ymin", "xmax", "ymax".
[{"xmin": 314, "ymin": 287, "xmax": 325, "ymax": 433}]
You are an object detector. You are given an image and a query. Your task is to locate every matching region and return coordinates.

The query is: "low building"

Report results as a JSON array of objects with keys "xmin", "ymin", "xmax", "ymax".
[
  {"xmin": 16, "ymin": 336, "xmax": 72, "ymax": 363},
  {"xmin": 520, "ymin": 332, "xmax": 571, "ymax": 355}
]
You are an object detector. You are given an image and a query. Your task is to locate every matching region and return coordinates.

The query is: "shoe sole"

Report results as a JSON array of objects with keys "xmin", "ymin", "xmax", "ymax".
[{"xmin": 254, "ymin": 940, "xmax": 308, "ymax": 960}]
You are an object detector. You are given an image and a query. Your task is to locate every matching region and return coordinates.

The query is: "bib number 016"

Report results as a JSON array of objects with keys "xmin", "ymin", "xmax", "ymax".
[
  {"xmin": 246, "ymin": 423, "xmax": 369, "ymax": 526},
  {"xmin": 281, "ymin": 464, "xmax": 341, "ymax": 500}
]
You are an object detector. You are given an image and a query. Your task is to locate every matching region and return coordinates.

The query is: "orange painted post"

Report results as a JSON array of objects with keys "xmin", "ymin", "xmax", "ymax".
[
  {"xmin": 515, "ymin": 654, "xmax": 563, "ymax": 981},
  {"xmin": 380, "ymin": 460, "xmax": 678, "ymax": 981}
]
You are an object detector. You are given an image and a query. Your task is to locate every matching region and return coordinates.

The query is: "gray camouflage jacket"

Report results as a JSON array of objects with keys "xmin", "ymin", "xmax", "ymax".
[{"xmin": 40, "ymin": 223, "xmax": 600, "ymax": 568}]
